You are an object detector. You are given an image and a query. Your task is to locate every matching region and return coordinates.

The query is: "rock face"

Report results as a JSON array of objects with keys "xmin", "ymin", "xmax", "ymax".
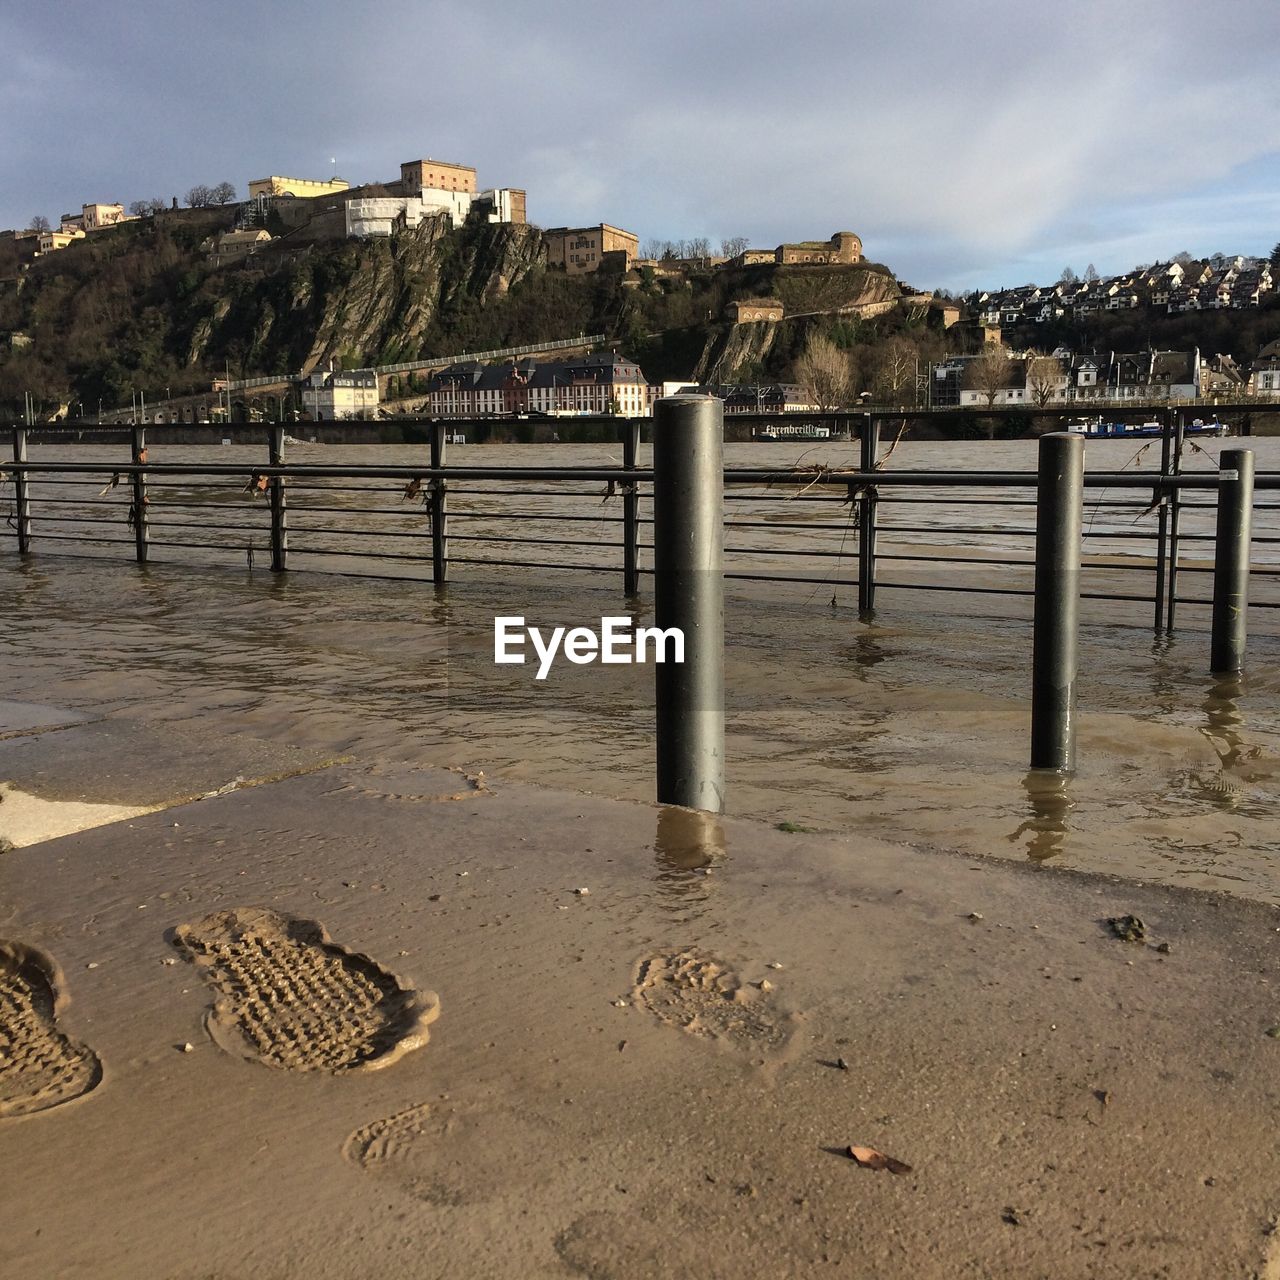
[
  {"xmin": 183, "ymin": 215, "xmax": 548, "ymax": 375},
  {"xmin": 695, "ymin": 264, "xmax": 902, "ymax": 383}
]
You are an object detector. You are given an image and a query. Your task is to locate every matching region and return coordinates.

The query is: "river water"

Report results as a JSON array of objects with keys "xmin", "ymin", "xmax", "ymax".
[{"xmin": 4, "ymin": 436, "xmax": 1279, "ymax": 902}]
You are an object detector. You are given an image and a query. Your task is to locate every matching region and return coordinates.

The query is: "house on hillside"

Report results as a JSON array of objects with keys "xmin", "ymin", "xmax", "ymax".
[
  {"xmin": 427, "ymin": 354, "xmax": 650, "ymax": 417},
  {"xmin": 1249, "ymin": 340, "xmax": 1280, "ymax": 394},
  {"xmin": 727, "ymin": 298, "xmax": 784, "ymax": 323},
  {"xmin": 301, "ymin": 368, "xmax": 379, "ymax": 420}
]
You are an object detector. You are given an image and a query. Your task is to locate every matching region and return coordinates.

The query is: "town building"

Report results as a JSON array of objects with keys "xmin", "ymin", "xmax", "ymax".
[
  {"xmin": 543, "ymin": 224, "xmax": 639, "ymax": 275},
  {"xmin": 397, "ymin": 159, "xmax": 477, "ymax": 197},
  {"xmin": 35, "ymin": 227, "xmax": 86, "ymax": 255},
  {"xmin": 728, "ymin": 298, "xmax": 785, "ymax": 323},
  {"xmin": 427, "ymin": 354, "xmax": 650, "ymax": 417},
  {"xmin": 81, "ymin": 203, "xmax": 132, "ymax": 231},
  {"xmin": 726, "ymin": 232, "xmax": 863, "ymax": 269},
  {"xmin": 346, "ymin": 193, "xmax": 473, "ymax": 237},
  {"xmin": 199, "ymin": 228, "xmax": 273, "ymax": 263},
  {"xmin": 1249, "ymin": 340, "xmax": 1280, "ymax": 395},
  {"xmin": 345, "ymin": 186, "xmax": 527, "ymax": 238},
  {"xmin": 932, "ymin": 348, "xmax": 1205, "ymax": 407},
  {"xmin": 248, "ymin": 175, "xmax": 350, "ymax": 199},
  {"xmin": 659, "ymin": 383, "xmax": 817, "ymax": 413},
  {"xmin": 301, "ymin": 368, "xmax": 379, "ymax": 420}
]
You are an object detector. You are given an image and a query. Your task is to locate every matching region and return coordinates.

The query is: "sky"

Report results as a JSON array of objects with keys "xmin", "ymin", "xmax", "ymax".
[{"xmin": 4, "ymin": 0, "xmax": 1279, "ymax": 292}]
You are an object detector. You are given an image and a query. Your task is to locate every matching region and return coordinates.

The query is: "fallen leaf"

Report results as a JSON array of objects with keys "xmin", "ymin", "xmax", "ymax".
[{"xmin": 848, "ymin": 1145, "xmax": 912, "ymax": 1175}]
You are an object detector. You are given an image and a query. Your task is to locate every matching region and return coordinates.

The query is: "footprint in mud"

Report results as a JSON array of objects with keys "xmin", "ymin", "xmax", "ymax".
[
  {"xmin": 0, "ymin": 941, "xmax": 103, "ymax": 1118},
  {"xmin": 171, "ymin": 907, "xmax": 438, "ymax": 1073},
  {"xmin": 633, "ymin": 949, "xmax": 792, "ymax": 1055},
  {"xmin": 344, "ymin": 1099, "xmax": 550, "ymax": 1206}
]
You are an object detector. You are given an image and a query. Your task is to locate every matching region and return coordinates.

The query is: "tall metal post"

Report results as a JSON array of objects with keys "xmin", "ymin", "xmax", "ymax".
[
  {"xmin": 858, "ymin": 415, "xmax": 880, "ymax": 616},
  {"xmin": 621, "ymin": 417, "xmax": 641, "ymax": 596},
  {"xmin": 1153, "ymin": 411, "xmax": 1171, "ymax": 631},
  {"xmin": 1165, "ymin": 409, "xmax": 1185, "ymax": 632},
  {"xmin": 1210, "ymin": 448, "xmax": 1254, "ymax": 676},
  {"xmin": 1030, "ymin": 432, "xmax": 1084, "ymax": 772},
  {"xmin": 653, "ymin": 395, "xmax": 724, "ymax": 813},
  {"xmin": 430, "ymin": 420, "xmax": 448, "ymax": 585},
  {"xmin": 130, "ymin": 425, "xmax": 149, "ymax": 563},
  {"xmin": 268, "ymin": 425, "xmax": 288, "ymax": 572},
  {"xmin": 11, "ymin": 427, "xmax": 31, "ymax": 554}
]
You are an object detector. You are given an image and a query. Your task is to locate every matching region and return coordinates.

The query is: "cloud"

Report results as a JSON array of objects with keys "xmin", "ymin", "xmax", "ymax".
[{"xmin": 4, "ymin": 0, "xmax": 1279, "ymax": 288}]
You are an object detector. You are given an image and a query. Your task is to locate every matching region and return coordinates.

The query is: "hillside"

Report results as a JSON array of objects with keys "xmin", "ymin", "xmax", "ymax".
[{"xmin": 0, "ymin": 209, "xmax": 916, "ymax": 417}]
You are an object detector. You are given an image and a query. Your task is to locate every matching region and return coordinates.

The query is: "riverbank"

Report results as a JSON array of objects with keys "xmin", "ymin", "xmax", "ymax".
[{"xmin": 2, "ymin": 693, "xmax": 1279, "ymax": 1277}]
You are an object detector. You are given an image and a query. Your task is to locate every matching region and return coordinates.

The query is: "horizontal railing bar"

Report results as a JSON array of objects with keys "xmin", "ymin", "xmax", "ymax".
[
  {"xmin": 22, "ymin": 533, "xmax": 138, "ymax": 545},
  {"xmin": 12, "ymin": 460, "xmax": 1279, "ymax": 491}
]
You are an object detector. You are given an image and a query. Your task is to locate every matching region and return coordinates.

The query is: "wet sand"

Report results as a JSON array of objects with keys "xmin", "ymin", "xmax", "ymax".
[{"xmin": 2, "ymin": 722, "xmax": 1280, "ymax": 1277}]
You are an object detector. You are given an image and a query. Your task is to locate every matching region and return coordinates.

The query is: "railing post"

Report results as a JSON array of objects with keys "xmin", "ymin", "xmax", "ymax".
[
  {"xmin": 1153, "ymin": 411, "xmax": 1171, "ymax": 631},
  {"xmin": 268, "ymin": 425, "xmax": 288, "ymax": 571},
  {"xmin": 430, "ymin": 420, "xmax": 448, "ymax": 585},
  {"xmin": 11, "ymin": 427, "xmax": 32, "ymax": 554},
  {"xmin": 621, "ymin": 417, "xmax": 640, "ymax": 596},
  {"xmin": 1210, "ymin": 448, "xmax": 1254, "ymax": 676},
  {"xmin": 130, "ymin": 426, "xmax": 149, "ymax": 563},
  {"xmin": 1030, "ymin": 431, "xmax": 1084, "ymax": 772},
  {"xmin": 653, "ymin": 395, "xmax": 724, "ymax": 813},
  {"xmin": 858, "ymin": 414, "xmax": 880, "ymax": 616},
  {"xmin": 1165, "ymin": 409, "xmax": 1185, "ymax": 632}
]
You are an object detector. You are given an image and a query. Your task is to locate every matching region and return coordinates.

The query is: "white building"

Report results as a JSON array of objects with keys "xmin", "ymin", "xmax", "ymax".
[
  {"xmin": 302, "ymin": 369, "xmax": 379, "ymax": 420},
  {"xmin": 345, "ymin": 187, "xmax": 527, "ymax": 238}
]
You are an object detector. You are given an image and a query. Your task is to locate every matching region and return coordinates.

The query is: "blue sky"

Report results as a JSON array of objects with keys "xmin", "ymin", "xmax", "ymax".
[{"xmin": 4, "ymin": 0, "xmax": 1278, "ymax": 292}]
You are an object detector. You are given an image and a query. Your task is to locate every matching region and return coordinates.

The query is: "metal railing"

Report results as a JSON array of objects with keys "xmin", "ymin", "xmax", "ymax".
[{"xmin": 5, "ymin": 416, "xmax": 1278, "ymax": 635}]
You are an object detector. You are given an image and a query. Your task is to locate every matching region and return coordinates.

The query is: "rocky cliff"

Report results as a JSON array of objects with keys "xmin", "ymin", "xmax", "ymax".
[{"xmin": 0, "ymin": 211, "xmax": 910, "ymax": 415}]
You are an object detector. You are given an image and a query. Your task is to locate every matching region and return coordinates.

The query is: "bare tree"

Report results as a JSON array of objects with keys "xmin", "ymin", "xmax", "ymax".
[
  {"xmin": 686, "ymin": 236, "xmax": 711, "ymax": 268},
  {"xmin": 211, "ymin": 181, "xmax": 237, "ymax": 205},
  {"xmin": 720, "ymin": 236, "xmax": 749, "ymax": 259},
  {"xmin": 1084, "ymin": 263, "xmax": 1100, "ymax": 281},
  {"xmin": 1026, "ymin": 352, "xmax": 1065, "ymax": 407},
  {"xmin": 185, "ymin": 184, "xmax": 214, "ymax": 208},
  {"xmin": 873, "ymin": 337, "xmax": 918, "ymax": 405},
  {"xmin": 641, "ymin": 239, "xmax": 667, "ymax": 261},
  {"xmin": 966, "ymin": 347, "xmax": 1014, "ymax": 407},
  {"xmin": 29, "ymin": 215, "xmax": 50, "ymax": 232},
  {"xmin": 794, "ymin": 333, "xmax": 853, "ymax": 410},
  {"xmin": 1059, "ymin": 266, "xmax": 1077, "ymax": 285}
]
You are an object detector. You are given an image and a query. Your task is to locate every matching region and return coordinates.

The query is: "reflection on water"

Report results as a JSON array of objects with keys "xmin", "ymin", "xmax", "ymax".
[
  {"xmin": 652, "ymin": 807, "xmax": 727, "ymax": 917},
  {"xmin": 1202, "ymin": 676, "xmax": 1248, "ymax": 772},
  {"xmin": 841, "ymin": 628, "xmax": 894, "ymax": 677},
  {"xmin": 1009, "ymin": 770, "xmax": 1074, "ymax": 862}
]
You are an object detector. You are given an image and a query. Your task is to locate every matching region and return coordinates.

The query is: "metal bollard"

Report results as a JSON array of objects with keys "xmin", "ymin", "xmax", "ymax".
[
  {"xmin": 1030, "ymin": 432, "xmax": 1084, "ymax": 772},
  {"xmin": 858, "ymin": 415, "xmax": 880, "ymax": 617},
  {"xmin": 268, "ymin": 426, "xmax": 288, "ymax": 572},
  {"xmin": 653, "ymin": 395, "xmax": 725, "ymax": 813},
  {"xmin": 1210, "ymin": 448, "xmax": 1254, "ymax": 675},
  {"xmin": 11, "ymin": 427, "xmax": 31, "ymax": 554},
  {"xmin": 621, "ymin": 418, "xmax": 641, "ymax": 597},
  {"xmin": 130, "ymin": 426, "xmax": 149, "ymax": 563},
  {"xmin": 430, "ymin": 421, "xmax": 448, "ymax": 585}
]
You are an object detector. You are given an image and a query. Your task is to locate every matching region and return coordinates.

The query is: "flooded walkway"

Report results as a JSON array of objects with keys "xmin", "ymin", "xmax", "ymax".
[{"xmin": 2, "ymin": 555, "xmax": 1278, "ymax": 902}]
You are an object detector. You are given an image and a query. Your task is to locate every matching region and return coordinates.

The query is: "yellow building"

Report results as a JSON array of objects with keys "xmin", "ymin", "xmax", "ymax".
[
  {"xmin": 36, "ymin": 227, "xmax": 86, "ymax": 254},
  {"xmin": 248, "ymin": 176, "xmax": 351, "ymax": 199},
  {"xmin": 81, "ymin": 203, "xmax": 131, "ymax": 230},
  {"xmin": 544, "ymin": 223, "xmax": 639, "ymax": 275}
]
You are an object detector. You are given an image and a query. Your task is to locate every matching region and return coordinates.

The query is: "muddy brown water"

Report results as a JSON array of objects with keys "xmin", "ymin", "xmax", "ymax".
[{"xmin": 4, "ymin": 437, "xmax": 1279, "ymax": 902}]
